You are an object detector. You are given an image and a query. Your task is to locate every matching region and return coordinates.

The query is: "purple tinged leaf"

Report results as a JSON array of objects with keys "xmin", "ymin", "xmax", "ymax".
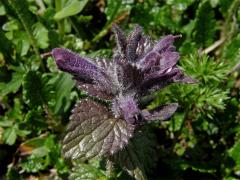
[
  {"xmin": 141, "ymin": 67, "xmax": 179, "ymax": 90},
  {"xmin": 141, "ymin": 67, "xmax": 196, "ymax": 92},
  {"xmin": 62, "ymin": 99, "xmax": 135, "ymax": 160},
  {"xmin": 112, "ymin": 24, "xmax": 127, "ymax": 58},
  {"xmin": 52, "ymin": 48, "xmax": 106, "ymax": 83},
  {"xmin": 142, "ymin": 103, "xmax": 178, "ymax": 121},
  {"xmin": 159, "ymin": 51, "xmax": 180, "ymax": 70},
  {"xmin": 153, "ymin": 35, "xmax": 182, "ymax": 52},
  {"xmin": 76, "ymin": 81, "xmax": 114, "ymax": 100},
  {"xmin": 139, "ymin": 51, "xmax": 161, "ymax": 71},
  {"xmin": 135, "ymin": 35, "xmax": 153, "ymax": 59},
  {"xmin": 126, "ymin": 25, "xmax": 142, "ymax": 62},
  {"xmin": 138, "ymin": 35, "xmax": 180, "ymax": 72},
  {"xmin": 172, "ymin": 70, "xmax": 197, "ymax": 84}
]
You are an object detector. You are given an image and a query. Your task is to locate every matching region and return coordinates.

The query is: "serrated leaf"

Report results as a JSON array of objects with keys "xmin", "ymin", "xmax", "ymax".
[
  {"xmin": 32, "ymin": 22, "xmax": 49, "ymax": 49},
  {"xmin": 23, "ymin": 71, "xmax": 55, "ymax": 107},
  {"xmin": 3, "ymin": 126, "xmax": 17, "ymax": 145},
  {"xmin": 2, "ymin": 98, "xmax": 23, "ymax": 122},
  {"xmin": 194, "ymin": 1, "xmax": 217, "ymax": 47},
  {"xmin": 0, "ymin": 71, "xmax": 24, "ymax": 97},
  {"xmin": 112, "ymin": 129, "xmax": 157, "ymax": 180},
  {"xmin": 69, "ymin": 160, "xmax": 107, "ymax": 180},
  {"xmin": 229, "ymin": 140, "xmax": 240, "ymax": 168},
  {"xmin": 24, "ymin": 110, "xmax": 48, "ymax": 131},
  {"xmin": 169, "ymin": 113, "xmax": 185, "ymax": 132},
  {"xmin": 20, "ymin": 155, "xmax": 50, "ymax": 173},
  {"xmin": 54, "ymin": 0, "xmax": 88, "ymax": 20},
  {"xmin": 50, "ymin": 73, "xmax": 75, "ymax": 114},
  {"xmin": 62, "ymin": 98, "xmax": 135, "ymax": 160},
  {"xmin": 222, "ymin": 33, "xmax": 240, "ymax": 66}
]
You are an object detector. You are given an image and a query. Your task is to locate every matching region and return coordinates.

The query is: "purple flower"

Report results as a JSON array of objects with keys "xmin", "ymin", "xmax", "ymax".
[{"xmin": 52, "ymin": 25, "xmax": 195, "ymax": 158}]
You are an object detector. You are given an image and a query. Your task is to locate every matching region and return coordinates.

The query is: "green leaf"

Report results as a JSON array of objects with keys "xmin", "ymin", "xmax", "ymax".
[
  {"xmin": 49, "ymin": 73, "xmax": 75, "ymax": 115},
  {"xmin": 15, "ymin": 128, "xmax": 30, "ymax": 137},
  {"xmin": 24, "ymin": 110, "xmax": 48, "ymax": 131},
  {"xmin": 5, "ymin": 0, "xmax": 40, "ymax": 58},
  {"xmin": 169, "ymin": 113, "xmax": 185, "ymax": 132},
  {"xmin": 19, "ymin": 135, "xmax": 58, "ymax": 173},
  {"xmin": 20, "ymin": 155, "xmax": 50, "ymax": 173},
  {"xmin": 23, "ymin": 71, "xmax": 55, "ymax": 107},
  {"xmin": 105, "ymin": 0, "xmax": 124, "ymax": 22},
  {"xmin": 180, "ymin": 54, "xmax": 228, "ymax": 84},
  {"xmin": 4, "ymin": 98, "xmax": 23, "ymax": 122},
  {"xmin": 0, "ymin": 29, "xmax": 12, "ymax": 57},
  {"xmin": 0, "ymin": 2, "xmax": 6, "ymax": 16},
  {"xmin": 194, "ymin": 1, "xmax": 217, "ymax": 47},
  {"xmin": 222, "ymin": 33, "xmax": 240, "ymax": 67},
  {"xmin": 70, "ymin": 160, "xmax": 107, "ymax": 180},
  {"xmin": 2, "ymin": 19, "xmax": 19, "ymax": 31},
  {"xmin": 3, "ymin": 126, "xmax": 17, "ymax": 145},
  {"xmin": 6, "ymin": 167, "xmax": 23, "ymax": 180},
  {"xmin": 219, "ymin": 0, "xmax": 232, "ymax": 17},
  {"xmin": 0, "ymin": 120, "xmax": 13, "ymax": 127},
  {"xmin": 166, "ymin": 0, "xmax": 195, "ymax": 11},
  {"xmin": 93, "ymin": 0, "xmax": 133, "ymax": 42},
  {"xmin": 229, "ymin": 140, "xmax": 240, "ymax": 169},
  {"xmin": 14, "ymin": 31, "xmax": 31, "ymax": 56},
  {"xmin": 3, "ymin": 123, "xmax": 30, "ymax": 145},
  {"xmin": 32, "ymin": 22, "xmax": 49, "ymax": 49},
  {"xmin": 20, "ymin": 137, "xmax": 46, "ymax": 150},
  {"xmin": 54, "ymin": 0, "xmax": 88, "ymax": 20},
  {"xmin": 112, "ymin": 128, "xmax": 157, "ymax": 180},
  {"xmin": 0, "ymin": 71, "xmax": 24, "ymax": 97}
]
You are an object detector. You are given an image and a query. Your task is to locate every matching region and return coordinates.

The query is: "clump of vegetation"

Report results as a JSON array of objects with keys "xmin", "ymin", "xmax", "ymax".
[{"xmin": 0, "ymin": 0, "xmax": 240, "ymax": 179}]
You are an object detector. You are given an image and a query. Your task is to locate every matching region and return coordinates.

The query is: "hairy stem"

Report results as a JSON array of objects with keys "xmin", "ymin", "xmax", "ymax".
[{"xmin": 106, "ymin": 159, "xmax": 114, "ymax": 178}]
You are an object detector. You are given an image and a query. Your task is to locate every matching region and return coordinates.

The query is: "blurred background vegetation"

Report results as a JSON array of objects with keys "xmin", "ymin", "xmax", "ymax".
[{"xmin": 0, "ymin": 0, "xmax": 240, "ymax": 179}]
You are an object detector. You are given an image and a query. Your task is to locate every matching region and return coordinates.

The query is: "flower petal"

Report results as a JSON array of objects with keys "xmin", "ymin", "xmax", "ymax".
[
  {"xmin": 153, "ymin": 35, "xmax": 181, "ymax": 52},
  {"xmin": 126, "ymin": 25, "xmax": 142, "ymax": 62},
  {"xmin": 52, "ymin": 48, "xmax": 106, "ymax": 83},
  {"xmin": 141, "ymin": 67, "xmax": 196, "ymax": 93},
  {"xmin": 112, "ymin": 24, "xmax": 127, "ymax": 57},
  {"xmin": 142, "ymin": 103, "xmax": 178, "ymax": 121},
  {"xmin": 159, "ymin": 51, "xmax": 180, "ymax": 70}
]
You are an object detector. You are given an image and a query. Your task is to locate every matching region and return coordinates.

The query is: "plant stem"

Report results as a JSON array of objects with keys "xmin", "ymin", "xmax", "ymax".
[
  {"xmin": 106, "ymin": 159, "xmax": 114, "ymax": 178},
  {"xmin": 55, "ymin": 0, "xmax": 64, "ymax": 35}
]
